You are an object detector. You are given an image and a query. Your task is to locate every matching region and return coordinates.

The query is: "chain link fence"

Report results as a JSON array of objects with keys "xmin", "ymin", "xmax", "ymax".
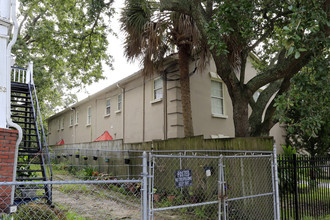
[
  {"xmin": 222, "ymin": 155, "xmax": 275, "ymax": 220},
  {"xmin": 0, "ymin": 179, "xmax": 143, "ymax": 220},
  {"xmin": 149, "ymin": 154, "xmax": 220, "ymax": 219},
  {"xmin": 0, "ymin": 149, "xmax": 279, "ymax": 219},
  {"xmin": 148, "ymin": 151, "xmax": 279, "ymax": 220},
  {"xmin": 49, "ymin": 149, "xmax": 144, "ymax": 180},
  {"xmin": 0, "ymin": 151, "xmax": 148, "ymax": 220}
]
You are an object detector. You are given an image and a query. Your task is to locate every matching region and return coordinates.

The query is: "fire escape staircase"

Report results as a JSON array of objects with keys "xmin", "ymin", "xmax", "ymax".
[{"xmin": 10, "ymin": 64, "xmax": 52, "ymax": 204}]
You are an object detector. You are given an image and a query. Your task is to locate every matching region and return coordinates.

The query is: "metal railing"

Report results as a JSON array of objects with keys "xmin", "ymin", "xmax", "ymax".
[
  {"xmin": 10, "ymin": 61, "xmax": 53, "ymax": 200},
  {"xmin": 278, "ymin": 154, "xmax": 330, "ymax": 219},
  {"xmin": 11, "ymin": 61, "xmax": 33, "ymax": 84},
  {"xmin": 28, "ymin": 78, "xmax": 53, "ymax": 181}
]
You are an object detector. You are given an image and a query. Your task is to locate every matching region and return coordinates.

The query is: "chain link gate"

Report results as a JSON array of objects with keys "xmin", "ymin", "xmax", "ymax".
[
  {"xmin": 220, "ymin": 154, "xmax": 279, "ymax": 220},
  {"xmin": 148, "ymin": 151, "xmax": 280, "ymax": 220}
]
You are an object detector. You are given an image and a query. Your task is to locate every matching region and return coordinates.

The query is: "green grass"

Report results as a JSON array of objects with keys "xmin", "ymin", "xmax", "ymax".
[
  {"xmin": 301, "ymin": 215, "xmax": 330, "ymax": 220},
  {"xmin": 282, "ymin": 188, "xmax": 330, "ymax": 201},
  {"xmin": 65, "ymin": 211, "xmax": 89, "ymax": 220},
  {"xmin": 54, "ymin": 202, "xmax": 90, "ymax": 220},
  {"xmin": 58, "ymin": 184, "xmax": 89, "ymax": 194},
  {"xmin": 51, "ymin": 163, "xmax": 72, "ymax": 175}
]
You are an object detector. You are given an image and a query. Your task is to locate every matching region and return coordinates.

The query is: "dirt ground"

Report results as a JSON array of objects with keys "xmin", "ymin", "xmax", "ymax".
[
  {"xmin": 52, "ymin": 175, "xmax": 179, "ymax": 220},
  {"xmin": 52, "ymin": 188, "xmax": 141, "ymax": 219}
]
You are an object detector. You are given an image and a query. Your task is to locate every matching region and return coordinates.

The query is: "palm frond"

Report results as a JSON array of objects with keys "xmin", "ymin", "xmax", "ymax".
[{"xmin": 121, "ymin": 0, "xmax": 209, "ymax": 75}]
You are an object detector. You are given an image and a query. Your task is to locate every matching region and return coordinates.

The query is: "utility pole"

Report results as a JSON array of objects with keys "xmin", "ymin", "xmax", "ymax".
[{"xmin": 0, "ymin": 0, "xmax": 12, "ymax": 128}]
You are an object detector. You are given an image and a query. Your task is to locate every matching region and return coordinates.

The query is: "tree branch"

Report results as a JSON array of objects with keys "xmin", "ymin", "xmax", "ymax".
[
  {"xmin": 83, "ymin": 7, "xmax": 103, "ymax": 70},
  {"xmin": 18, "ymin": 13, "xmax": 28, "ymax": 36},
  {"xmin": 159, "ymin": 0, "xmax": 192, "ymax": 14},
  {"xmin": 23, "ymin": 9, "xmax": 48, "ymax": 41},
  {"xmin": 247, "ymin": 50, "xmax": 313, "ymax": 93},
  {"xmin": 247, "ymin": 26, "xmax": 273, "ymax": 53},
  {"xmin": 248, "ymin": 79, "xmax": 282, "ymax": 136},
  {"xmin": 205, "ymin": 0, "xmax": 213, "ymax": 20},
  {"xmin": 258, "ymin": 76, "xmax": 292, "ymax": 135},
  {"xmin": 249, "ymin": 79, "xmax": 281, "ymax": 111},
  {"xmin": 246, "ymin": 9, "xmax": 291, "ymax": 53},
  {"xmin": 239, "ymin": 52, "xmax": 248, "ymax": 86}
]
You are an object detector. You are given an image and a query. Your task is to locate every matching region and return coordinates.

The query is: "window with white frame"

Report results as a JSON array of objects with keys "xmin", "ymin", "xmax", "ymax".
[
  {"xmin": 105, "ymin": 98, "xmax": 111, "ymax": 115},
  {"xmin": 117, "ymin": 94, "xmax": 122, "ymax": 111},
  {"xmin": 87, "ymin": 106, "xmax": 92, "ymax": 125},
  {"xmin": 58, "ymin": 119, "xmax": 60, "ymax": 130},
  {"xmin": 209, "ymin": 72, "xmax": 226, "ymax": 117},
  {"xmin": 153, "ymin": 77, "xmax": 163, "ymax": 100},
  {"xmin": 75, "ymin": 111, "xmax": 79, "ymax": 125},
  {"xmin": 69, "ymin": 113, "xmax": 74, "ymax": 126},
  {"xmin": 60, "ymin": 117, "xmax": 64, "ymax": 130},
  {"xmin": 211, "ymin": 80, "xmax": 225, "ymax": 116}
]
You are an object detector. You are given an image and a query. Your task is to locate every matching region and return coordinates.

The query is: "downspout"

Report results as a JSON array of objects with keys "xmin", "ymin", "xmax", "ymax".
[
  {"xmin": 70, "ymin": 107, "xmax": 75, "ymax": 143},
  {"xmin": 142, "ymin": 76, "xmax": 145, "ymax": 142},
  {"xmin": 6, "ymin": 0, "xmax": 23, "ymax": 205},
  {"xmin": 117, "ymin": 83, "xmax": 125, "ymax": 142},
  {"xmin": 163, "ymin": 77, "xmax": 167, "ymax": 140},
  {"xmin": 93, "ymin": 98, "xmax": 97, "ymax": 142}
]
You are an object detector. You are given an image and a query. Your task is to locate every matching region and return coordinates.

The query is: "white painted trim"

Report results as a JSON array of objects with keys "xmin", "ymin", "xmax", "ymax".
[
  {"xmin": 105, "ymin": 98, "xmax": 111, "ymax": 115},
  {"xmin": 86, "ymin": 106, "xmax": 92, "ymax": 125},
  {"xmin": 150, "ymin": 98, "xmax": 162, "ymax": 104},
  {"xmin": 211, "ymin": 79, "xmax": 225, "ymax": 116},
  {"xmin": 212, "ymin": 114, "xmax": 228, "ymax": 119},
  {"xmin": 0, "ymin": 34, "xmax": 9, "ymax": 39},
  {"xmin": 152, "ymin": 77, "xmax": 163, "ymax": 101}
]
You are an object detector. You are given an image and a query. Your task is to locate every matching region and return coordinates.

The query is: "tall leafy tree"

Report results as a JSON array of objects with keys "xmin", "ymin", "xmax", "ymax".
[
  {"xmin": 275, "ymin": 55, "xmax": 330, "ymax": 156},
  {"xmin": 121, "ymin": 0, "xmax": 206, "ymax": 137},
  {"xmin": 160, "ymin": 0, "xmax": 330, "ymax": 137},
  {"xmin": 13, "ymin": 0, "xmax": 114, "ymax": 117}
]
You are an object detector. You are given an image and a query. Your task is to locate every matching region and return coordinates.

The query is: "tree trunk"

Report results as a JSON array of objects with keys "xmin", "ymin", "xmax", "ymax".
[
  {"xmin": 232, "ymin": 95, "xmax": 250, "ymax": 137},
  {"xmin": 178, "ymin": 44, "xmax": 194, "ymax": 137}
]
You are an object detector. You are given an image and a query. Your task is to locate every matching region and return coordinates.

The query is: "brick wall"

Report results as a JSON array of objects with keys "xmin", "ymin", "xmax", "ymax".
[{"xmin": 0, "ymin": 128, "xmax": 18, "ymax": 213}]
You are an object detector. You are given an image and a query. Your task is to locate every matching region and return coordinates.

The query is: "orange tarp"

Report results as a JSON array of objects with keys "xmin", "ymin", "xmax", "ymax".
[
  {"xmin": 94, "ymin": 131, "xmax": 113, "ymax": 142},
  {"xmin": 56, "ymin": 139, "xmax": 64, "ymax": 145}
]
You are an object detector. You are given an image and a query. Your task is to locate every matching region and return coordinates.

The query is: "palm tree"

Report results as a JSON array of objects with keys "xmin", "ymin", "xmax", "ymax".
[{"xmin": 120, "ymin": 0, "xmax": 205, "ymax": 137}]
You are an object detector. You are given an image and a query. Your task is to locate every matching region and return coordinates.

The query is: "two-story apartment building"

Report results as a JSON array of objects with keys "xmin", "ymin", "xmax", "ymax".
[{"xmin": 47, "ymin": 55, "xmax": 285, "ymax": 146}]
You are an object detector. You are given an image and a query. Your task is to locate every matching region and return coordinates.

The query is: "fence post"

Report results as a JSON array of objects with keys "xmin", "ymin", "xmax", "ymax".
[
  {"xmin": 218, "ymin": 155, "xmax": 226, "ymax": 220},
  {"xmin": 293, "ymin": 154, "xmax": 299, "ymax": 220},
  {"xmin": 273, "ymin": 142, "xmax": 280, "ymax": 220},
  {"xmin": 142, "ymin": 151, "xmax": 148, "ymax": 220}
]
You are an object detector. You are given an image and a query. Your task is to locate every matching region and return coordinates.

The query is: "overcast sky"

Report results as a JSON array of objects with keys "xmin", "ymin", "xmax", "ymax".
[{"xmin": 76, "ymin": 0, "xmax": 140, "ymax": 101}]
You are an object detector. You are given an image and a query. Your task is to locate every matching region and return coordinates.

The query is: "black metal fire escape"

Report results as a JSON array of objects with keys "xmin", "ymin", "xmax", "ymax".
[{"xmin": 10, "ymin": 65, "xmax": 52, "ymax": 204}]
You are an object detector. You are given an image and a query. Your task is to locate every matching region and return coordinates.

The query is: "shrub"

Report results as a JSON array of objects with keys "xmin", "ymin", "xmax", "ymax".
[
  {"xmin": 82, "ymin": 166, "xmax": 97, "ymax": 180},
  {"xmin": 14, "ymin": 203, "xmax": 63, "ymax": 220}
]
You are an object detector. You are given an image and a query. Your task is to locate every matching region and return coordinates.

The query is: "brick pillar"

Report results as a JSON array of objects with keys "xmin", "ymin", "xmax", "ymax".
[{"xmin": 0, "ymin": 128, "xmax": 18, "ymax": 213}]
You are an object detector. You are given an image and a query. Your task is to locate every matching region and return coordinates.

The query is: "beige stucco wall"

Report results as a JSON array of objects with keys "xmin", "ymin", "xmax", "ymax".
[
  {"xmin": 245, "ymin": 57, "xmax": 258, "ymax": 83},
  {"xmin": 270, "ymin": 123, "xmax": 286, "ymax": 151},
  {"xmin": 94, "ymin": 89, "xmax": 124, "ymax": 140},
  {"xmin": 190, "ymin": 61, "xmax": 235, "ymax": 138},
  {"xmin": 166, "ymin": 77, "xmax": 184, "ymax": 139},
  {"xmin": 48, "ymin": 85, "xmax": 126, "ymax": 145},
  {"xmin": 188, "ymin": 57, "xmax": 258, "ymax": 139},
  {"xmin": 47, "ymin": 56, "xmax": 285, "ymax": 147},
  {"xmin": 144, "ymin": 76, "xmax": 166, "ymax": 141},
  {"xmin": 123, "ymin": 76, "xmax": 144, "ymax": 143}
]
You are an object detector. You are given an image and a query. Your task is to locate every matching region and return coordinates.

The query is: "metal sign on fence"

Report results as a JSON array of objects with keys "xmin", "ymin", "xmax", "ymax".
[{"xmin": 175, "ymin": 169, "xmax": 192, "ymax": 188}]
